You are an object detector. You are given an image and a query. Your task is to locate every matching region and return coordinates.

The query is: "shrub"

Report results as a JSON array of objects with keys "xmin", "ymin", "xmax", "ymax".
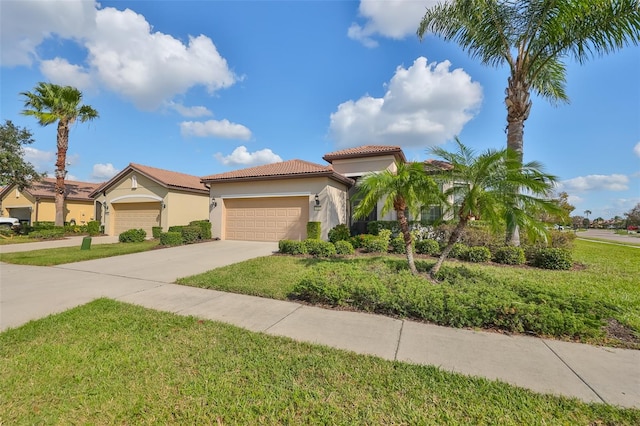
[
  {"xmin": 168, "ymin": 225, "xmax": 184, "ymax": 233},
  {"xmin": 348, "ymin": 234, "xmax": 372, "ymax": 249},
  {"xmin": 181, "ymin": 225, "xmax": 201, "ymax": 244},
  {"xmin": 307, "ymin": 221, "xmax": 321, "ymax": 240},
  {"xmin": 494, "ymin": 246, "xmax": 525, "ymax": 265},
  {"xmin": 278, "ymin": 239, "xmax": 307, "ymax": 255},
  {"xmin": 363, "ymin": 229, "xmax": 391, "ymax": 253},
  {"xmin": 448, "ymin": 242, "xmax": 469, "ymax": 259},
  {"xmin": 189, "ymin": 220, "xmax": 212, "ymax": 239},
  {"xmin": 118, "ymin": 228, "xmax": 147, "ymax": 243},
  {"xmin": 160, "ymin": 231, "xmax": 183, "ymax": 246},
  {"xmin": 32, "ymin": 221, "xmax": 56, "ymax": 231},
  {"xmin": 152, "ymin": 226, "xmax": 163, "ymax": 239},
  {"xmin": 390, "ymin": 235, "xmax": 414, "ymax": 254},
  {"xmin": 63, "ymin": 224, "xmax": 86, "ymax": 234},
  {"xmin": 415, "ymin": 239, "xmax": 440, "ymax": 256},
  {"xmin": 28, "ymin": 228, "xmax": 65, "ymax": 240},
  {"xmin": 327, "ymin": 224, "xmax": 350, "ymax": 243},
  {"xmin": 533, "ymin": 248, "xmax": 573, "ymax": 270},
  {"xmin": 304, "ymin": 239, "xmax": 336, "ymax": 258},
  {"xmin": 87, "ymin": 221, "xmax": 101, "ymax": 236},
  {"xmin": 463, "ymin": 246, "xmax": 492, "ymax": 263},
  {"xmin": 334, "ymin": 240, "xmax": 355, "ymax": 255}
]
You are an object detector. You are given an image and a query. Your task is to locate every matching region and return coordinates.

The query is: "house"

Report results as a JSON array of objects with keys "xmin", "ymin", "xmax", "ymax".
[
  {"xmin": 0, "ymin": 178, "xmax": 100, "ymax": 225},
  {"xmin": 201, "ymin": 145, "xmax": 450, "ymax": 242},
  {"xmin": 90, "ymin": 163, "xmax": 209, "ymax": 237}
]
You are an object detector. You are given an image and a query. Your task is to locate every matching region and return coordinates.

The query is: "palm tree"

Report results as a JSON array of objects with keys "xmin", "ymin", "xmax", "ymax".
[
  {"xmin": 353, "ymin": 161, "xmax": 441, "ymax": 275},
  {"xmin": 427, "ymin": 139, "xmax": 560, "ymax": 280},
  {"xmin": 21, "ymin": 83, "xmax": 99, "ymax": 226},
  {"xmin": 417, "ymin": 0, "xmax": 640, "ymax": 245}
]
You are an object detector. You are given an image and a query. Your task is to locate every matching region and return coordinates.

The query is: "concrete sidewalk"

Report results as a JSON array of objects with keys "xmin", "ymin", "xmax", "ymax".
[
  {"xmin": 1, "ymin": 240, "xmax": 638, "ymax": 409},
  {"xmin": 0, "ymin": 235, "xmax": 120, "ymax": 253}
]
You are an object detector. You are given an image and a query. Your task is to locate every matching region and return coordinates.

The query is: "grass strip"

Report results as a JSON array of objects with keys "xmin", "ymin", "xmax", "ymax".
[
  {"xmin": 0, "ymin": 240, "xmax": 159, "ymax": 265},
  {"xmin": 1, "ymin": 299, "xmax": 638, "ymax": 424}
]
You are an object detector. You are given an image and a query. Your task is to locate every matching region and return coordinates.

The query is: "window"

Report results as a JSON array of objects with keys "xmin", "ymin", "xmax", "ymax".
[
  {"xmin": 421, "ymin": 205, "xmax": 442, "ymax": 223},
  {"xmin": 131, "ymin": 175, "xmax": 138, "ymax": 189}
]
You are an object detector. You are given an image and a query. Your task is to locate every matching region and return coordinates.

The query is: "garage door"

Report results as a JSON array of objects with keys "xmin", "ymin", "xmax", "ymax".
[
  {"xmin": 113, "ymin": 202, "xmax": 160, "ymax": 236},
  {"xmin": 225, "ymin": 197, "xmax": 308, "ymax": 241}
]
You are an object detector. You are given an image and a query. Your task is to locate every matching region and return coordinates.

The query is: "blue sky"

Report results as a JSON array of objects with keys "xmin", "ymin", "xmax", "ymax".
[{"xmin": 1, "ymin": 0, "xmax": 638, "ymax": 220}]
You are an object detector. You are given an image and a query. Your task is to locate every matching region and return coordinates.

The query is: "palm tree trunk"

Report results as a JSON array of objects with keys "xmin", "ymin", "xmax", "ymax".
[
  {"xmin": 396, "ymin": 208, "xmax": 417, "ymax": 275},
  {"xmin": 430, "ymin": 217, "xmax": 467, "ymax": 280},
  {"xmin": 504, "ymin": 74, "xmax": 531, "ymax": 247},
  {"xmin": 54, "ymin": 120, "xmax": 69, "ymax": 227}
]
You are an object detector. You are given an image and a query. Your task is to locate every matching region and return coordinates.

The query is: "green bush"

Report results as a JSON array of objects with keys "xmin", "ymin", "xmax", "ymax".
[
  {"xmin": 366, "ymin": 220, "xmax": 429, "ymax": 236},
  {"xmin": 278, "ymin": 240, "xmax": 307, "ymax": 255},
  {"xmin": 87, "ymin": 221, "xmax": 101, "ymax": 236},
  {"xmin": 189, "ymin": 220, "xmax": 212, "ymax": 240},
  {"xmin": 363, "ymin": 229, "xmax": 391, "ymax": 253},
  {"xmin": 32, "ymin": 221, "xmax": 56, "ymax": 231},
  {"xmin": 390, "ymin": 235, "xmax": 415, "ymax": 254},
  {"xmin": 328, "ymin": 224, "xmax": 350, "ymax": 243},
  {"xmin": 448, "ymin": 242, "xmax": 469, "ymax": 259},
  {"xmin": 152, "ymin": 226, "xmax": 163, "ymax": 239},
  {"xmin": 63, "ymin": 224, "xmax": 87, "ymax": 234},
  {"xmin": 304, "ymin": 239, "xmax": 336, "ymax": 258},
  {"xmin": 494, "ymin": 246, "xmax": 525, "ymax": 265},
  {"xmin": 307, "ymin": 221, "xmax": 321, "ymax": 240},
  {"xmin": 415, "ymin": 239, "xmax": 440, "ymax": 256},
  {"xmin": 180, "ymin": 225, "xmax": 200, "ymax": 244},
  {"xmin": 533, "ymin": 248, "xmax": 573, "ymax": 270},
  {"xmin": 334, "ymin": 240, "xmax": 355, "ymax": 255},
  {"xmin": 463, "ymin": 246, "xmax": 492, "ymax": 263},
  {"xmin": 28, "ymin": 228, "xmax": 65, "ymax": 240},
  {"xmin": 160, "ymin": 231, "xmax": 183, "ymax": 246},
  {"xmin": 168, "ymin": 225, "xmax": 184, "ymax": 233},
  {"xmin": 348, "ymin": 234, "xmax": 372, "ymax": 249},
  {"xmin": 118, "ymin": 228, "xmax": 147, "ymax": 243}
]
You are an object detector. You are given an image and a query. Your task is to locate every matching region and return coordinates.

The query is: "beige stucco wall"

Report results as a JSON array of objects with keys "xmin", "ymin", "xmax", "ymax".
[
  {"xmin": 1, "ymin": 186, "xmax": 93, "ymax": 224},
  {"xmin": 165, "ymin": 190, "xmax": 210, "ymax": 228},
  {"xmin": 208, "ymin": 176, "xmax": 350, "ymax": 240},
  {"xmin": 329, "ymin": 155, "xmax": 397, "ymax": 177}
]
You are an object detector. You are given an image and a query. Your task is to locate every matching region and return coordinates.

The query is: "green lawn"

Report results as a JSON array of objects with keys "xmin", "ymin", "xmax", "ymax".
[
  {"xmin": 0, "ymin": 240, "xmax": 159, "ymax": 265},
  {"xmin": 1, "ymin": 299, "xmax": 637, "ymax": 424},
  {"xmin": 178, "ymin": 240, "xmax": 640, "ymax": 347},
  {"xmin": 0, "ymin": 235, "xmax": 39, "ymax": 245}
]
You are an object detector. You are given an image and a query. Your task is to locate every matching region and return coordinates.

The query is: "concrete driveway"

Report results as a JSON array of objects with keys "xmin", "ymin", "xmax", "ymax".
[{"xmin": 0, "ymin": 240, "xmax": 277, "ymax": 331}]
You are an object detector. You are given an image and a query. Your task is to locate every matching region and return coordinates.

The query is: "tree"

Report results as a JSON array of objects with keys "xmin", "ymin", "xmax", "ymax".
[
  {"xmin": 583, "ymin": 209, "xmax": 592, "ymax": 227},
  {"xmin": 427, "ymin": 139, "xmax": 560, "ymax": 279},
  {"xmin": 418, "ymin": 0, "xmax": 640, "ymax": 245},
  {"xmin": 21, "ymin": 83, "xmax": 98, "ymax": 226},
  {"xmin": 353, "ymin": 161, "xmax": 441, "ymax": 275},
  {"xmin": 0, "ymin": 120, "xmax": 44, "ymax": 191},
  {"xmin": 624, "ymin": 203, "xmax": 640, "ymax": 227}
]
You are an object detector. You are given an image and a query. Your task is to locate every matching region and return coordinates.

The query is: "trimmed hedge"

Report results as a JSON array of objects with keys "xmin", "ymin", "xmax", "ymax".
[
  {"xmin": 363, "ymin": 229, "xmax": 391, "ymax": 253},
  {"xmin": 152, "ymin": 226, "xmax": 163, "ymax": 239},
  {"xmin": 533, "ymin": 248, "xmax": 573, "ymax": 270},
  {"xmin": 307, "ymin": 222, "xmax": 321, "ymax": 240},
  {"xmin": 160, "ymin": 231, "xmax": 183, "ymax": 246},
  {"xmin": 494, "ymin": 246, "xmax": 525, "ymax": 265},
  {"xmin": 87, "ymin": 221, "xmax": 101, "ymax": 236},
  {"xmin": 181, "ymin": 225, "xmax": 201, "ymax": 244},
  {"xmin": 449, "ymin": 242, "xmax": 469, "ymax": 259},
  {"xmin": 189, "ymin": 220, "xmax": 212, "ymax": 240},
  {"xmin": 334, "ymin": 240, "xmax": 355, "ymax": 255},
  {"xmin": 304, "ymin": 239, "xmax": 336, "ymax": 258},
  {"xmin": 29, "ymin": 228, "xmax": 65, "ymax": 240},
  {"xmin": 119, "ymin": 228, "xmax": 147, "ymax": 243},
  {"xmin": 415, "ymin": 239, "xmax": 440, "ymax": 256},
  {"xmin": 279, "ymin": 240, "xmax": 307, "ymax": 255},
  {"xmin": 328, "ymin": 224, "xmax": 350, "ymax": 243},
  {"xmin": 463, "ymin": 246, "xmax": 492, "ymax": 263}
]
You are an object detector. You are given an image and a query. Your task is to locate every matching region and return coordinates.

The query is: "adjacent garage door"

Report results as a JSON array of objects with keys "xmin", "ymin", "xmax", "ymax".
[
  {"xmin": 113, "ymin": 202, "xmax": 160, "ymax": 236},
  {"xmin": 225, "ymin": 197, "xmax": 308, "ymax": 241}
]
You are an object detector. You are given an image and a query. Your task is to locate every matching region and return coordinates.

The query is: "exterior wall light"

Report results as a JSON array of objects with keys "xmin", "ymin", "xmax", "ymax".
[
  {"xmin": 314, "ymin": 193, "xmax": 321, "ymax": 211},
  {"xmin": 211, "ymin": 197, "xmax": 217, "ymax": 208}
]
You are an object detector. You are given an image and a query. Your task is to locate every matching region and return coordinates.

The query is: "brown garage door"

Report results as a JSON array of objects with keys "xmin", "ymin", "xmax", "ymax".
[
  {"xmin": 225, "ymin": 197, "xmax": 308, "ymax": 241},
  {"xmin": 113, "ymin": 202, "xmax": 160, "ymax": 236}
]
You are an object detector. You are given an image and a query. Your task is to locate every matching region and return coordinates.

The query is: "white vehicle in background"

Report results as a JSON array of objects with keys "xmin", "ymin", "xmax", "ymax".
[{"xmin": 0, "ymin": 217, "xmax": 20, "ymax": 228}]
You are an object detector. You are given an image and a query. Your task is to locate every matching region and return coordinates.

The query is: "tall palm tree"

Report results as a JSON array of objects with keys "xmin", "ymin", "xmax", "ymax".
[
  {"xmin": 427, "ymin": 139, "xmax": 560, "ymax": 279},
  {"xmin": 21, "ymin": 83, "xmax": 99, "ymax": 226},
  {"xmin": 417, "ymin": 0, "xmax": 640, "ymax": 245},
  {"xmin": 353, "ymin": 161, "xmax": 441, "ymax": 275}
]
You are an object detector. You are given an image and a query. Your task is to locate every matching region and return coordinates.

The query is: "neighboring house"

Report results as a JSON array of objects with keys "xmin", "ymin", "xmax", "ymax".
[
  {"xmin": 201, "ymin": 145, "xmax": 452, "ymax": 242},
  {"xmin": 90, "ymin": 163, "xmax": 209, "ymax": 237},
  {"xmin": 0, "ymin": 178, "xmax": 100, "ymax": 225}
]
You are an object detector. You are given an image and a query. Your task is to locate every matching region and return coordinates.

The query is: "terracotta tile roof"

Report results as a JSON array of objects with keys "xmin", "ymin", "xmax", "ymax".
[
  {"xmin": 323, "ymin": 145, "xmax": 406, "ymax": 163},
  {"xmin": 423, "ymin": 159, "xmax": 454, "ymax": 171},
  {"xmin": 6, "ymin": 178, "xmax": 101, "ymax": 201},
  {"xmin": 202, "ymin": 159, "xmax": 354, "ymax": 186},
  {"xmin": 90, "ymin": 163, "xmax": 208, "ymax": 197}
]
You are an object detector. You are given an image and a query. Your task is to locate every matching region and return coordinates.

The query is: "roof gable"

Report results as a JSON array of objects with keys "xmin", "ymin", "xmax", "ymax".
[{"xmin": 1, "ymin": 178, "xmax": 100, "ymax": 201}]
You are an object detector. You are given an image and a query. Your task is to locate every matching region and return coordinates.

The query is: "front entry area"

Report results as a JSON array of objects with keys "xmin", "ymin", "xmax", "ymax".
[
  {"xmin": 112, "ymin": 202, "xmax": 161, "ymax": 236},
  {"xmin": 224, "ymin": 196, "xmax": 308, "ymax": 242}
]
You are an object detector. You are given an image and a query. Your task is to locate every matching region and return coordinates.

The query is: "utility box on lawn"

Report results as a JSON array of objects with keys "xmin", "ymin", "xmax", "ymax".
[{"xmin": 81, "ymin": 236, "xmax": 92, "ymax": 250}]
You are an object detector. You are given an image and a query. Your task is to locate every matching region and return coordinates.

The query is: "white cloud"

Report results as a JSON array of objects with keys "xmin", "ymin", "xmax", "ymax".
[
  {"xmin": 559, "ymin": 174, "xmax": 630, "ymax": 192},
  {"xmin": 166, "ymin": 102, "xmax": 213, "ymax": 118},
  {"xmin": 348, "ymin": 0, "xmax": 442, "ymax": 47},
  {"xmin": 0, "ymin": 0, "xmax": 97, "ymax": 66},
  {"xmin": 40, "ymin": 58, "xmax": 93, "ymax": 91},
  {"xmin": 23, "ymin": 147, "xmax": 55, "ymax": 173},
  {"xmin": 65, "ymin": 174, "xmax": 79, "ymax": 181},
  {"xmin": 180, "ymin": 119, "xmax": 252, "ymax": 140},
  {"xmin": 214, "ymin": 146, "xmax": 282, "ymax": 167},
  {"xmin": 634, "ymin": 141, "xmax": 640, "ymax": 158},
  {"xmin": 91, "ymin": 163, "xmax": 119, "ymax": 180},
  {"xmin": 2, "ymin": 1, "xmax": 238, "ymax": 110},
  {"xmin": 329, "ymin": 56, "xmax": 482, "ymax": 148}
]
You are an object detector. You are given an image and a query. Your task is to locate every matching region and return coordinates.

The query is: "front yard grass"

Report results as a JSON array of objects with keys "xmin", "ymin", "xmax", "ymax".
[
  {"xmin": 1, "ymin": 299, "xmax": 638, "ymax": 424},
  {"xmin": 178, "ymin": 240, "xmax": 640, "ymax": 347},
  {"xmin": 0, "ymin": 240, "xmax": 159, "ymax": 265}
]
